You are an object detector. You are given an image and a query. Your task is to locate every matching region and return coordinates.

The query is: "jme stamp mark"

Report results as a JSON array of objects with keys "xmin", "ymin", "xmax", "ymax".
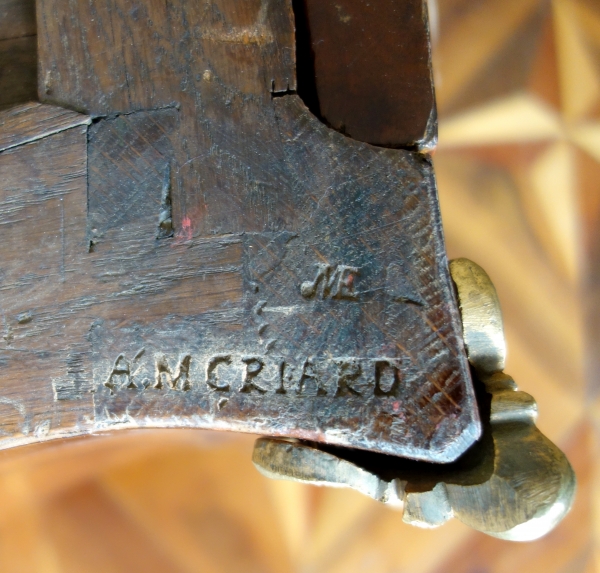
[
  {"xmin": 300, "ymin": 264, "xmax": 359, "ymax": 300},
  {"xmin": 90, "ymin": 231, "xmax": 474, "ymax": 461}
]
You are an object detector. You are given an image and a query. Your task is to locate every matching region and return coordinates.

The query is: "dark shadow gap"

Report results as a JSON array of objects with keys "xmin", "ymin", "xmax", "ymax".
[{"xmin": 289, "ymin": 0, "xmax": 320, "ymax": 116}]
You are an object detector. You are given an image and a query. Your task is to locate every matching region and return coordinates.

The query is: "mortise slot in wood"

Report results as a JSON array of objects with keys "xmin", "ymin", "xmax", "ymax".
[
  {"xmin": 157, "ymin": 164, "xmax": 174, "ymax": 239},
  {"xmin": 290, "ymin": 0, "xmax": 320, "ymax": 115}
]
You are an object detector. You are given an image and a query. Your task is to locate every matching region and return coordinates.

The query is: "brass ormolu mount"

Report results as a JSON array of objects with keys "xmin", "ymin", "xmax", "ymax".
[{"xmin": 253, "ymin": 259, "xmax": 576, "ymax": 541}]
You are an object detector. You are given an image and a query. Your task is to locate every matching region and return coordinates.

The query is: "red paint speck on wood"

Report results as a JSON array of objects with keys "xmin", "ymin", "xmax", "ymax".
[{"xmin": 176, "ymin": 216, "xmax": 193, "ymax": 242}]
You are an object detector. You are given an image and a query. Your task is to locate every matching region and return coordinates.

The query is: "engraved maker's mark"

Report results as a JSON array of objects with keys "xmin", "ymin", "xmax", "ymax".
[
  {"xmin": 240, "ymin": 357, "xmax": 268, "ymax": 394},
  {"xmin": 335, "ymin": 359, "xmax": 362, "ymax": 397},
  {"xmin": 102, "ymin": 352, "xmax": 404, "ymax": 398},
  {"xmin": 104, "ymin": 348, "xmax": 146, "ymax": 394},
  {"xmin": 296, "ymin": 358, "xmax": 326, "ymax": 396},
  {"xmin": 206, "ymin": 355, "xmax": 232, "ymax": 392},
  {"xmin": 154, "ymin": 354, "xmax": 192, "ymax": 391},
  {"xmin": 301, "ymin": 264, "xmax": 359, "ymax": 300}
]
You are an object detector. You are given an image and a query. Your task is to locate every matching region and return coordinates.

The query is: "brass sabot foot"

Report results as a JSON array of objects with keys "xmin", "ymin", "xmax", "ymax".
[{"xmin": 253, "ymin": 259, "xmax": 576, "ymax": 541}]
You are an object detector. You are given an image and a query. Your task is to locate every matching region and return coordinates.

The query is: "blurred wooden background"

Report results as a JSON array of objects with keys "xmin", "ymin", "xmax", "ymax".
[{"xmin": 0, "ymin": 0, "xmax": 598, "ymax": 570}]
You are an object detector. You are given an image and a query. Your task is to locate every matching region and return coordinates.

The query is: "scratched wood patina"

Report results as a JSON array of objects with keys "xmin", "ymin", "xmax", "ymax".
[{"xmin": 0, "ymin": 0, "xmax": 479, "ymax": 462}]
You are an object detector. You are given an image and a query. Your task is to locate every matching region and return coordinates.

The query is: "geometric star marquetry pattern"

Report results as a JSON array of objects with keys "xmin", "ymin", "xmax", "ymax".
[{"xmin": 435, "ymin": 0, "xmax": 600, "ymax": 570}]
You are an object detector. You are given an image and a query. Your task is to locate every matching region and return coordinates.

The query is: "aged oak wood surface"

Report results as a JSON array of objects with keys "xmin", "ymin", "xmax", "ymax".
[
  {"xmin": 0, "ymin": 0, "xmax": 35, "ymax": 39},
  {"xmin": 0, "ymin": 0, "xmax": 478, "ymax": 461},
  {"xmin": 0, "ymin": 0, "xmax": 597, "ymax": 571},
  {"xmin": 0, "ymin": 0, "xmax": 36, "ymax": 109},
  {"xmin": 0, "ymin": 102, "xmax": 90, "ymax": 152},
  {"xmin": 0, "ymin": 36, "xmax": 37, "ymax": 109},
  {"xmin": 293, "ymin": 0, "xmax": 435, "ymax": 148}
]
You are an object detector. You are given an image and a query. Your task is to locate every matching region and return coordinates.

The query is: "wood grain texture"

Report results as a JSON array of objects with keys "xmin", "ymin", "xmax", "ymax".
[
  {"xmin": 0, "ymin": 0, "xmax": 596, "ymax": 569},
  {"xmin": 0, "ymin": 35, "xmax": 37, "ymax": 109},
  {"xmin": 0, "ymin": 100, "xmax": 477, "ymax": 461},
  {"xmin": 0, "ymin": 0, "xmax": 479, "ymax": 461},
  {"xmin": 0, "ymin": 0, "xmax": 37, "ymax": 109},
  {"xmin": 294, "ymin": 0, "xmax": 435, "ymax": 148},
  {"xmin": 37, "ymin": 0, "xmax": 295, "ymax": 237},
  {"xmin": 0, "ymin": 102, "xmax": 90, "ymax": 152},
  {"xmin": 0, "ymin": 0, "xmax": 36, "ymax": 40}
]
